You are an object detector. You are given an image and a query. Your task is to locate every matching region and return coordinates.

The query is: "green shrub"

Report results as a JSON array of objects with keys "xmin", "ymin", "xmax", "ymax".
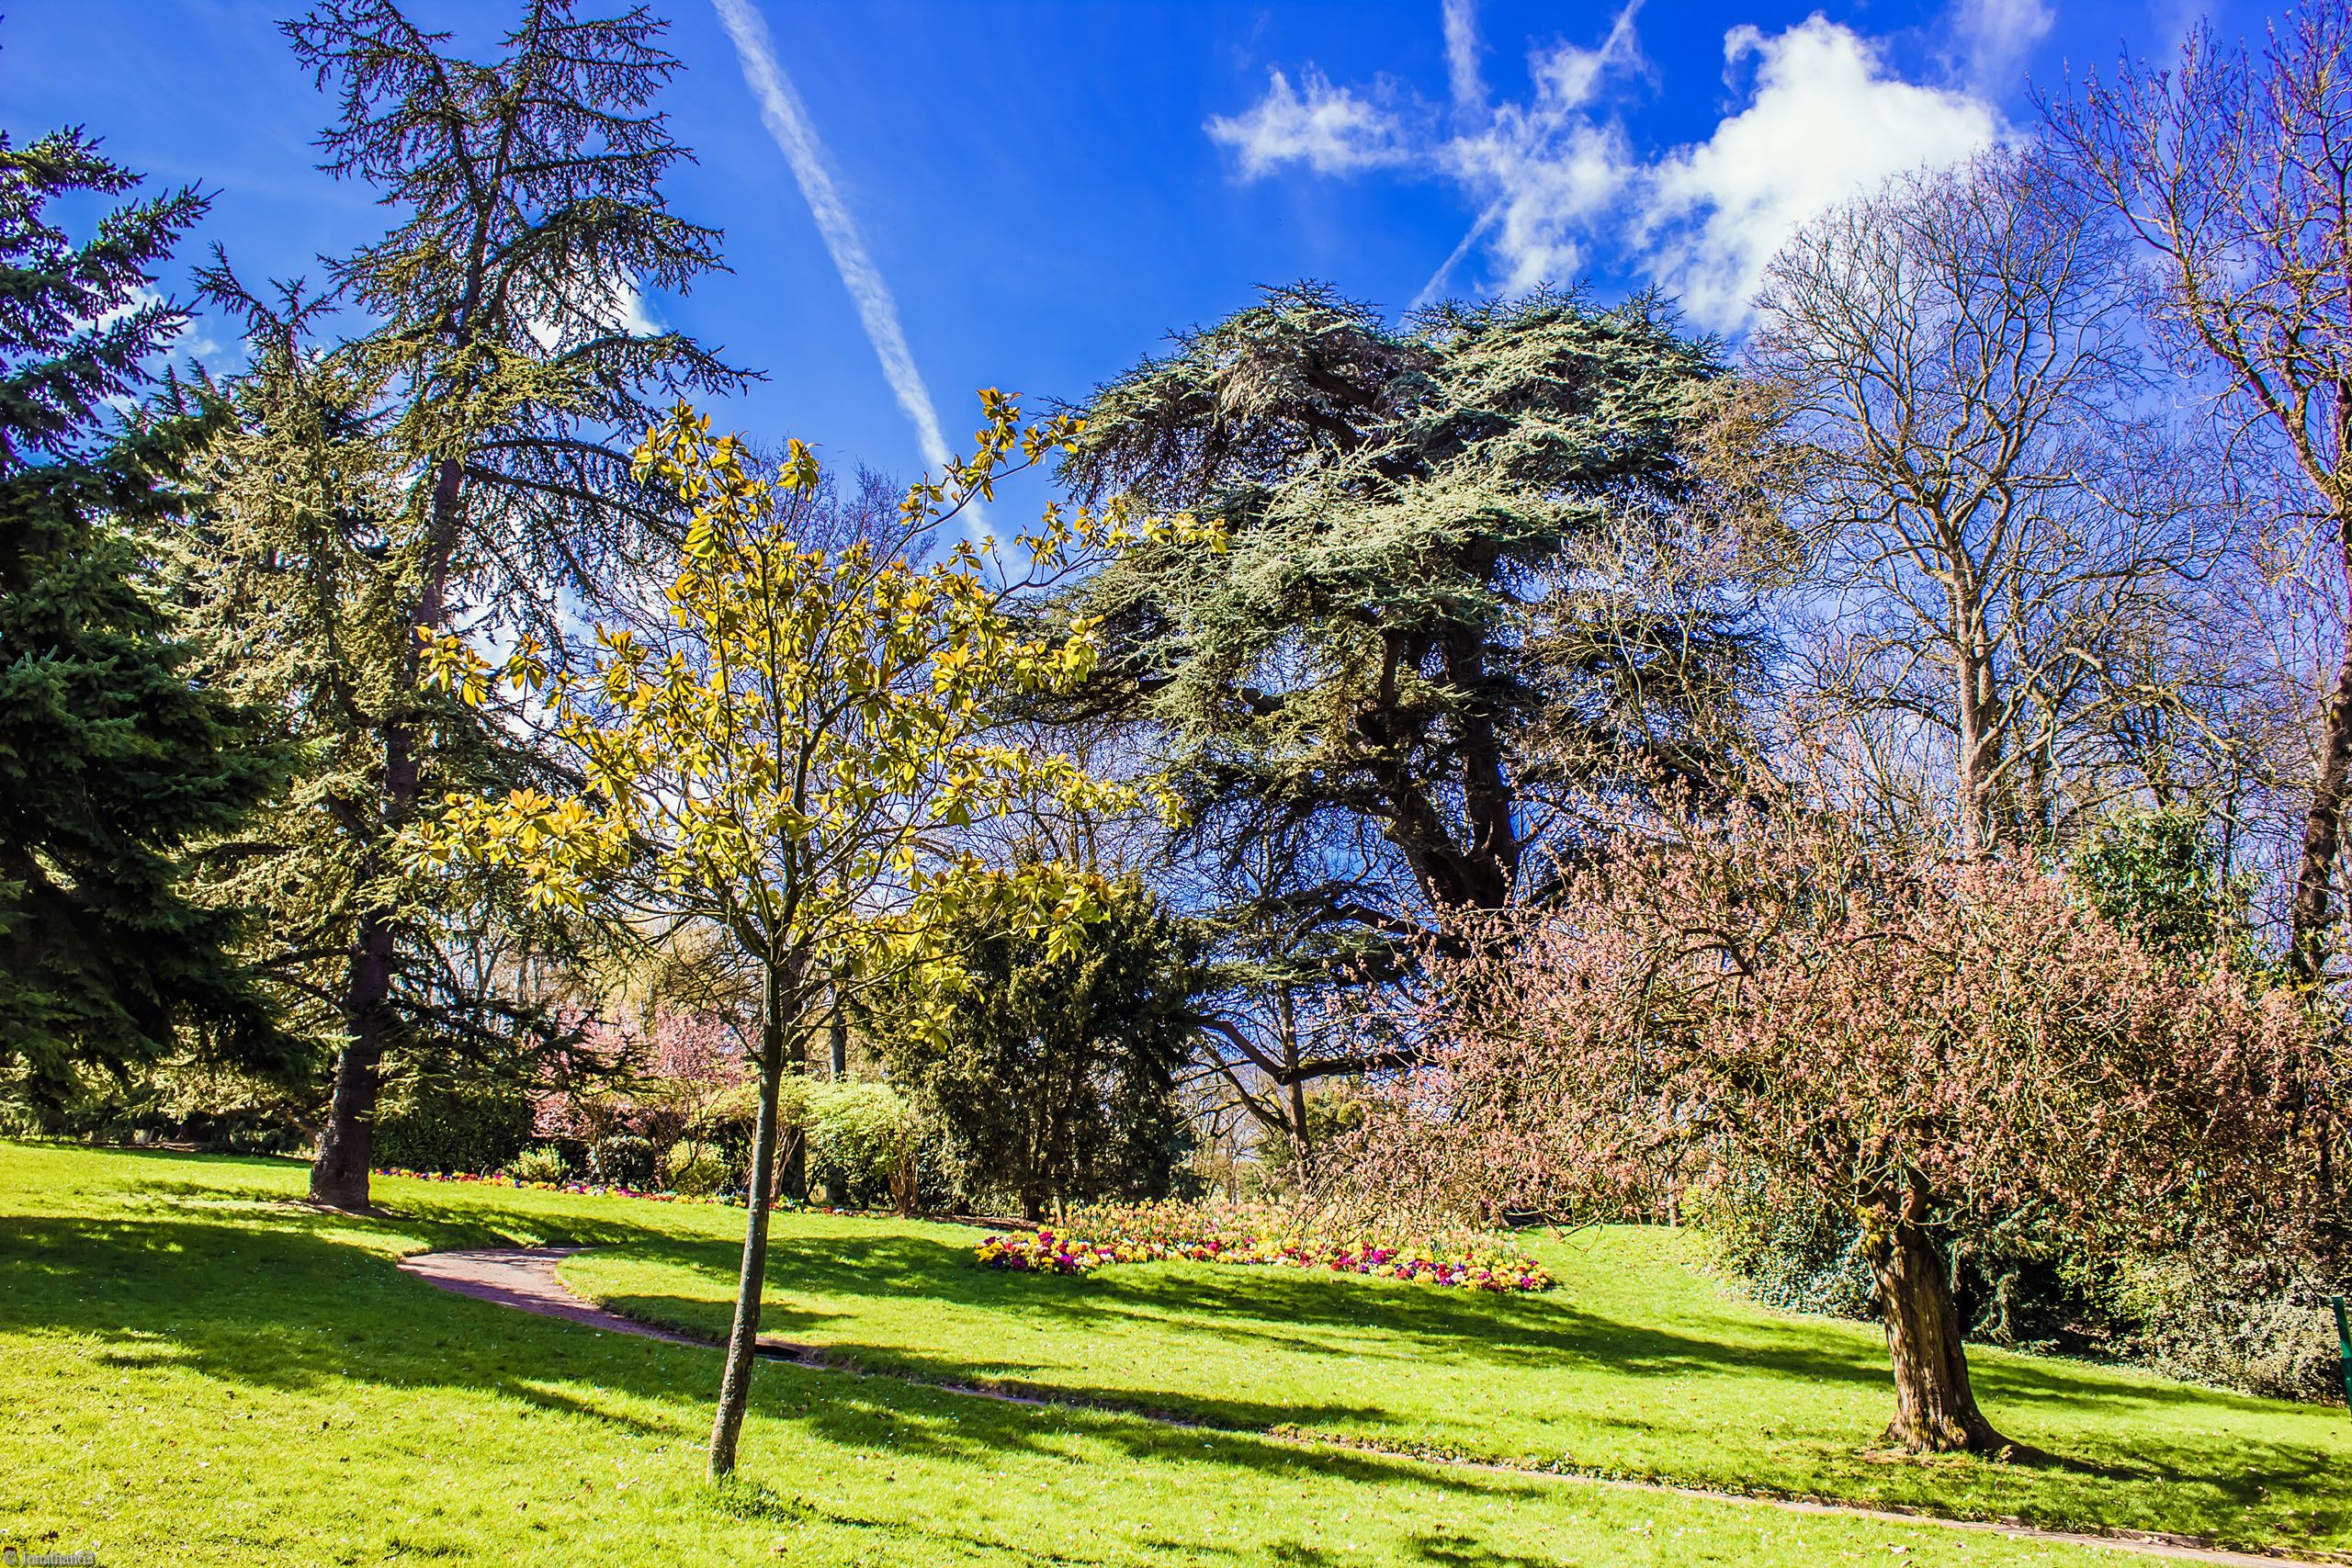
[
  {"xmin": 1689, "ymin": 1167, "xmax": 1877, "ymax": 1320},
  {"xmin": 374, "ymin": 1081, "xmax": 533, "ymax": 1173},
  {"xmin": 665, "ymin": 1140, "xmax": 729, "ymax": 1197},
  {"xmin": 783, "ymin": 1079, "xmax": 930, "ymax": 1210},
  {"xmin": 587, "ymin": 1133, "xmax": 657, "ymax": 1188},
  {"xmin": 508, "ymin": 1144, "xmax": 570, "ymax": 1184},
  {"xmin": 2110, "ymin": 1250, "xmax": 2343, "ymax": 1403}
]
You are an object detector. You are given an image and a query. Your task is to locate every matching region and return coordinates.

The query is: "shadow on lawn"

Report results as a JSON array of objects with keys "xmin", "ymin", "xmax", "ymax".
[
  {"xmin": 8, "ymin": 1155, "xmax": 2348, "ymax": 1553},
  {"xmin": 568, "ymin": 1226, "xmax": 2352, "ymax": 1547},
  {"xmin": 0, "ymin": 1189, "xmax": 1536, "ymax": 1509},
  {"xmin": 618, "ymin": 1224, "xmax": 2319, "ymax": 1426}
]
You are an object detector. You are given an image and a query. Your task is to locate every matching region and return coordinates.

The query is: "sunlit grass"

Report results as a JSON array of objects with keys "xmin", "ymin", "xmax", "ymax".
[
  {"xmin": 563, "ymin": 1189, "xmax": 2352, "ymax": 1552},
  {"xmin": 0, "ymin": 1142, "xmax": 2311, "ymax": 1564}
]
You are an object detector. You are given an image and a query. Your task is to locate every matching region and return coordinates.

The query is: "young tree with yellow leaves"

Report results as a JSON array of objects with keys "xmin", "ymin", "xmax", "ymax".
[{"xmin": 416, "ymin": 393, "xmax": 1207, "ymax": 1477}]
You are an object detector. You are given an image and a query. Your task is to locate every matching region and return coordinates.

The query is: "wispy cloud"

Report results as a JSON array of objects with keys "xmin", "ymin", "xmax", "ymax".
[
  {"xmin": 1944, "ymin": 0, "xmax": 2054, "ymax": 96},
  {"xmin": 1442, "ymin": 0, "xmax": 1485, "ymax": 116},
  {"xmin": 1205, "ymin": 67, "xmax": 1419, "ymax": 177},
  {"xmin": 712, "ymin": 0, "xmax": 961, "ymax": 487},
  {"xmin": 1215, "ymin": 1, "xmax": 2005, "ymax": 331}
]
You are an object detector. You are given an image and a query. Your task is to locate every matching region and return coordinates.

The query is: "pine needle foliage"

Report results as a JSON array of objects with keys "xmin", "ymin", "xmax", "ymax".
[
  {"xmin": 1061, "ymin": 282, "xmax": 1767, "ymax": 1086},
  {"xmin": 189, "ymin": 0, "xmax": 748, "ymax": 1209},
  {"xmin": 0, "ymin": 128, "xmax": 284, "ymax": 1099}
]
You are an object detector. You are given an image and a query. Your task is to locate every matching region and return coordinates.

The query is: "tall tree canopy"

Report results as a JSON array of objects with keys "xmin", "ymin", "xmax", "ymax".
[
  {"xmin": 193, "ymin": 0, "xmax": 746, "ymax": 1209},
  {"xmin": 0, "ymin": 129, "xmax": 283, "ymax": 1100},
  {"xmin": 2048, "ymin": 4, "xmax": 2352, "ymax": 989},
  {"xmin": 1060, "ymin": 282, "xmax": 1762, "ymax": 1102},
  {"xmin": 1748, "ymin": 149, "xmax": 2218, "ymax": 855}
]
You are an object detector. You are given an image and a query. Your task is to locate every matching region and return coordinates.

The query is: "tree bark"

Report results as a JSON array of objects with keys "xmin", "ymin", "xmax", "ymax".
[
  {"xmin": 309, "ymin": 903, "xmax": 395, "ymax": 1208},
  {"xmin": 1951, "ymin": 577, "xmax": 2003, "ymax": 855},
  {"xmin": 308, "ymin": 808, "xmax": 405, "ymax": 1208},
  {"xmin": 709, "ymin": 960, "xmax": 789, "ymax": 1480},
  {"xmin": 2292, "ymin": 621, "xmax": 2352, "ymax": 989},
  {"xmin": 308, "ymin": 510, "xmax": 452, "ymax": 1210},
  {"xmin": 1863, "ymin": 1190, "xmax": 2008, "ymax": 1454}
]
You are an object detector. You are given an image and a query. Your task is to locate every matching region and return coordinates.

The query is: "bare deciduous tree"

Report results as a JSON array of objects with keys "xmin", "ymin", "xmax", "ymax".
[
  {"xmin": 2048, "ymin": 6, "xmax": 2352, "ymax": 987},
  {"xmin": 1749, "ymin": 149, "xmax": 2220, "ymax": 853}
]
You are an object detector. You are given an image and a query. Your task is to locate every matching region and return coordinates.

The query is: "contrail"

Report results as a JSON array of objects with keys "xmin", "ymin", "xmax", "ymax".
[
  {"xmin": 1411, "ymin": 200, "xmax": 1500, "ymax": 312},
  {"xmin": 711, "ymin": 0, "xmax": 966, "ymax": 498}
]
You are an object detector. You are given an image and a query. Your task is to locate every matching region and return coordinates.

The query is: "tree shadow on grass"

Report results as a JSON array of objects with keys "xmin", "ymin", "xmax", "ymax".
[
  {"xmin": 569, "ymin": 1228, "xmax": 2352, "ymax": 1548},
  {"xmin": 0, "ymin": 1204, "xmax": 1537, "ymax": 1506},
  {"xmin": 601, "ymin": 1226, "xmax": 2313, "ymax": 1426},
  {"xmin": 8, "ymin": 1158, "xmax": 2349, "ymax": 1555}
]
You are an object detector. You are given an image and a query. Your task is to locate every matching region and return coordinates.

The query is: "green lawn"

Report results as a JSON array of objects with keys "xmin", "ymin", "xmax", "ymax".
[
  {"xmin": 565, "ymin": 1196, "xmax": 2352, "ymax": 1554},
  {"xmin": 0, "ymin": 1145, "xmax": 2321, "ymax": 1566}
]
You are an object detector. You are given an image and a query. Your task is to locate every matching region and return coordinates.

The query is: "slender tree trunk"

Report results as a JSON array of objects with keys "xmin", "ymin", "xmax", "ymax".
[
  {"xmin": 779, "ymin": 1115, "xmax": 808, "ymax": 1202},
  {"xmin": 1953, "ymin": 626, "xmax": 2000, "ymax": 854},
  {"xmin": 709, "ymin": 959, "xmax": 789, "ymax": 1480},
  {"xmin": 1862, "ymin": 1183, "xmax": 2007, "ymax": 1454},
  {"xmin": 2282, "ymin": 509, "xmax": 2352, "ymax": 1213},
  {"xmin": 308, "ymin": 500, "xmax": 456, "ymax": 1210},
  {"xmin": 2292, "ymin": 626, "xmax": 2352, "ymax": 989},
  {"xmin": 1285, "ymin": 1077, "xmax": 1311, "ymax": 1183},
  {"xmin": 1274, "ymin": 984, "xmax": 1313, "ymax": 1187}
]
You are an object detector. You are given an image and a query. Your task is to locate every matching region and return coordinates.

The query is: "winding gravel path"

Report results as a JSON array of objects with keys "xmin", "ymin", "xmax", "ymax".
[{"xmin": 398, "ymin": 1246, "xmax": 2339, "ymax": 1568}]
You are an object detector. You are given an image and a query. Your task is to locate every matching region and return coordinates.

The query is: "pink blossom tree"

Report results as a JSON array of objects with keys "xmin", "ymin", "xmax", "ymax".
[
  {"xmin": 529, "ymin": 1009, "xmax": 748, "ymax": 1156},
  {"xmin": 1353, "ymin": 805, "xmax": 2319, "ymax": 1453}
]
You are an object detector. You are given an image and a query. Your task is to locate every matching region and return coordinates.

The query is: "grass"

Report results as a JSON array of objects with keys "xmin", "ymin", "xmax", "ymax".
[
  {"xmin": 0, "ymin": 1145, "xmax": 2314, "ymax": 1568},
  {"xmin": 563, "ymin": 1196, "xmax": 2352, "ymax": 1555}
]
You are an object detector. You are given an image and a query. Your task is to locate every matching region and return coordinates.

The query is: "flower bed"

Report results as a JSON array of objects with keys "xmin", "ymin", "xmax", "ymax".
[{"xmin": 973, "ymin": 1199, "xmax": 1554, "ymax": 1292}]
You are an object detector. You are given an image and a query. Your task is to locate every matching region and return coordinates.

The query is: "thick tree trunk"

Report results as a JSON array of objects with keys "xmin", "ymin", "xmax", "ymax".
[
  {"xmin": 310, "ymin": 879, "xmax": 400, "ymax": 1209},
  {"xmin": 1864, "ymin": 1201, "xmax": 2007, "ymax": 1454},
  {"xmin": 709, "ymin": 962, "xmax": 789, "ymax": 1480}
]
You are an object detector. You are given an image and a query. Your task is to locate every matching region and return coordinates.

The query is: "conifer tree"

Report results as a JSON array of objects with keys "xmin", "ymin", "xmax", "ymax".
[
  {"xmin": 195, "ymin": 0, "xmax": 744, "ymax": 1209},
  {"xmin": 1062, "ymin": 283, "xmax": 1763, "ymax": 1104},
  {"xmin": 0, "ymin": 129, "xmax": 282, "ymax": 1097}
]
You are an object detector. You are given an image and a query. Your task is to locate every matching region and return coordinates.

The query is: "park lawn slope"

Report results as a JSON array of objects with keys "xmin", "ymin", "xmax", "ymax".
[
  {"xmin": 560, "ymin": 1199, "xmax": 2352, "ymax": 1555},
  {"xmin": 0, "ymin": 1141, "xmax": 2125, "ymax": 1567}
]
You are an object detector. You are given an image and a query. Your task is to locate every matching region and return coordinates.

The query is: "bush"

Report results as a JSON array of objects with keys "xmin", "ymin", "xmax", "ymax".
[
  {"xmin": 855, "ymin": 876, "xmax": 1202, "ymax": 1217},
  {"xmin": 587, "ymin": 1133, "xmax": 657, "ymax": 1188},
  {"xmin": 374, "ymin": 1080, "xmax": 533, "ymax": 1173},
  {"xmin": 1690, "ymin": 1168, "xmax": 1877, "ymax": 1320},
  {"xmin": 2114, "ymin": 1250, "xmax": 2346, "ymax": 1403},
  {"xmin": 665, "ymin": 1139, "xmax": 729, "ymax": 1197},
  {"xmin": 508, "ymin": 1144, "xmax": 570, "ymax": 1184},
  {"xmin": 791, "ymin": 1080, "xmax": 927, "ymax": 1210}
]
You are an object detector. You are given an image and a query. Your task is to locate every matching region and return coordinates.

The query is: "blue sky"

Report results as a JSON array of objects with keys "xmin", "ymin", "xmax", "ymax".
[{"xmin": 6, "ymin": 0, "xmax": 2207, "ymax": 489}]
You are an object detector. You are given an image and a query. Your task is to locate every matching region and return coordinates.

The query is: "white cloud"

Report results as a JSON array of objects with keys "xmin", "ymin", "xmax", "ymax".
[
  {"xmin": 1434, "ymin": 6, "xmax": 1645, "ymax": 297},
  {"xmin": 523, "ymin": 269, "xmax": 660, "ymax": 352},
  {"xmin": 1442, "ymin": 0, "xmax": 1485, "ymax": 115},
  {"xmin": 1205, "ymin": 68, "xmax": 1417, "ymax": 178},
  {"xmin": 712, "ymin": 0, "xmax": 962, "ymax": 489},
  {"xmin": 1641, "ymin": 17, "xmax": 2001, "ymax": 326},
  {"xmin": 1946, "ymin": 0, "xmax": 2054, "ymax": 96},
  {"xmin": 614, "ymin": 276, "xmax": 662, "ymax": 337},
  {"xmin": 1212, "ymin": 3, "xmax": 2005, "ymax": 332}
]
